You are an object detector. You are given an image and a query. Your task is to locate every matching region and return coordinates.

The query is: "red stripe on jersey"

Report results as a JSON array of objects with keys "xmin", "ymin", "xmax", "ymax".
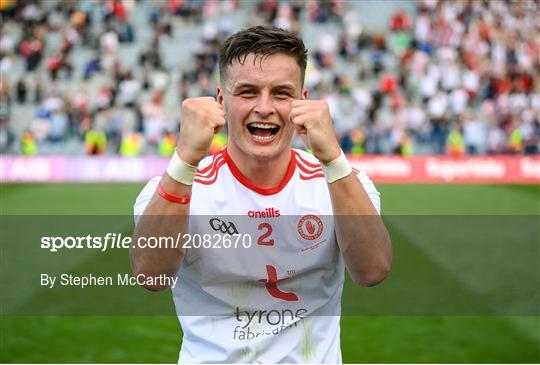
[
  {"xmin": 194, "ymin": 159, "xmax": 226, "ymax": 184},
  {"xmin": 195, "ymin": 155, "xmax": 224, "ymax": 178},
  {"xmin": 295, "ymin": 159, "xmax": 323, "ymax": 175},
  {"xmin": 294, "ymin": 152, "xmax": 324, "ymax": 178},
  {"xmin": 196, "ymin": 152, "xmax": 224, "ymax": 176},
  {"xmin": 222, "ymin": 148, "xmax": 296, "ymax": 195},
  {"xmin": 299, "ymin": 173, "xmax": 325, "ymax": 180},
  {"xmin": 295, "ymin": 152, "xmax": 322, "ymax": 168}
]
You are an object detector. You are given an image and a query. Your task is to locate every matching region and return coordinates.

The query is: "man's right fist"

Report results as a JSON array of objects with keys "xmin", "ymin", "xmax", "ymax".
[{"xmin": 176, "ymin": 97, "xmax": 225, "ymax": 166}]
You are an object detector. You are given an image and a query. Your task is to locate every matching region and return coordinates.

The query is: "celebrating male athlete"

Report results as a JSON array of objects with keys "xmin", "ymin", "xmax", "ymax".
[{"xmin": 132, "ymin": 26, "xmax": 391, "ymax": 363}]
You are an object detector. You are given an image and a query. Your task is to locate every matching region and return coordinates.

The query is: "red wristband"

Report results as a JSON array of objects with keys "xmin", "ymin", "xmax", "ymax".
[{"xmin": 157, "ymin": 184, "xmax": 191, "ymax": 204}]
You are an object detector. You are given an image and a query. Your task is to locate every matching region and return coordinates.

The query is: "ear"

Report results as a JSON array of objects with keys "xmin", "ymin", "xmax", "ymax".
[
  {"xmin": 217, "ymin": 86, "xmax": 227, "ymax": 116},
  {"xmin": 302, "ymin": 87, "xmax": 308, "ymax": 100},
  {"xmin": 216, "ymin": 86, "xmax": 224, "ymax": 105}
]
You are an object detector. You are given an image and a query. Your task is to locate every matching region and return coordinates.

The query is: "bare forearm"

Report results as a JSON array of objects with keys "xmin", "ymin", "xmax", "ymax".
[
  {"xmin": 131, "ymin": 97, "xmax": 224, "ymax": 291},
  {"xmin": 329, "ymin": 173, "xmax": 392, "ymax": 286},
  {"xmin": 130, "ymin": 174, "xmax": 190, "ymax": 291}
]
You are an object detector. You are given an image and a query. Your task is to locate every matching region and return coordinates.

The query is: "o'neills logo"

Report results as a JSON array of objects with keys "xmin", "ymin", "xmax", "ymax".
[{"xmin": 247, "ymin": 208, "xmax": 281, "ymax": 218}]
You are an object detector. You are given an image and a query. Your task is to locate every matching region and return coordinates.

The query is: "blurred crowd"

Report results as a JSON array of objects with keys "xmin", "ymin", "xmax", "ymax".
[{"xmin": 0, "ymin": 0, "xmax": 538, "ymax": 157}]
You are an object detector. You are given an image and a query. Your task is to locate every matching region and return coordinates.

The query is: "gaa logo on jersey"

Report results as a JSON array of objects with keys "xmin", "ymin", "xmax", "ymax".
[{"xmin": 297, "ymin": 214, "xmax": 323, "ymax": 241}]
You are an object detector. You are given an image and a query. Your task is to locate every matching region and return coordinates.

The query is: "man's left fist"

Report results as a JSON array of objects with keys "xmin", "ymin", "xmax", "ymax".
[{"xmin": 289, "ymin": 100, "xmax": 342, "ymax": 164}]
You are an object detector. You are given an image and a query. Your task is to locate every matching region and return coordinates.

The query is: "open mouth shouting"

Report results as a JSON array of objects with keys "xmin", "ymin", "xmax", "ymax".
[{"xmin": 246, "ymin": 122, "xmax": 280, "ymax": 144}]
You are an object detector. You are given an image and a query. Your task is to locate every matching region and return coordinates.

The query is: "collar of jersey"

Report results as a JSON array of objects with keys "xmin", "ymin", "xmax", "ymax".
[{"xmin": 222, "ymin": 147, "xmax": 296, "ymax": 196}]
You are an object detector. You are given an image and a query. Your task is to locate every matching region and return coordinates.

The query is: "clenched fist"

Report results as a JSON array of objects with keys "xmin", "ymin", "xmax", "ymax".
[
  {"xmin": 177, "ymin": 97, "xmax": 225, "ymax": 166},
  {"xmin": 289, "ymin": 100, "xmax": 341, "ymax": 164}
]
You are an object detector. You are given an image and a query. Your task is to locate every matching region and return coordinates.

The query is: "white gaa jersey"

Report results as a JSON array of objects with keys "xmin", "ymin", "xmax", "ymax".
[{"xmin": 134, "ymin": 148, "xmax": 381, "ymax": 364}]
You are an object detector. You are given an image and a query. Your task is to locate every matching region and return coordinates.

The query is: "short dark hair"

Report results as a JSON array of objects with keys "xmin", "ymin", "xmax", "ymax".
[{"xmin": 219, "ymin": 26, "xmax": 308, "ymax": 85}]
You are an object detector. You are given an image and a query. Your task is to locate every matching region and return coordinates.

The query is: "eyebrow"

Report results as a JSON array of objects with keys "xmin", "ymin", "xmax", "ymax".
[{"xmin": 230, "ymin": 82, "xmax": 297, "ymax": 92}]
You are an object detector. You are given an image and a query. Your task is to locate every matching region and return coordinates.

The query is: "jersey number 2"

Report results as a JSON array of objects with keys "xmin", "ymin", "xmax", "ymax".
[{"xmin": 257, "ymin": 223, "xmax": 274, "ymax": 246}]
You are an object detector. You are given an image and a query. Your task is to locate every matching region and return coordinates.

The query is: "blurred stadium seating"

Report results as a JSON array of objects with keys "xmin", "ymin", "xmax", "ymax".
[{"xmin": 0, "ymin": 0, "xmax": 538, "ymax": 157}]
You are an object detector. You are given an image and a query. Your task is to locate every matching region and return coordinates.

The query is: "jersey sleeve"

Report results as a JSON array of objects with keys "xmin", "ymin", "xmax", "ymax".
[
  {"xmin": 355, "ymin": 171, "xmax": 381, "ymax": 214},
  {"xmin": 133, "ymin": 176, "xmax": 161, "ymax": 224}
]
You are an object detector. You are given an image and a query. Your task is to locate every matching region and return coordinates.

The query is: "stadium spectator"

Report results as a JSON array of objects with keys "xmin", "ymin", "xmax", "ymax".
[
  {"xmin": 0, "ymin": 79, "xmax": 12, "ymax": 151},
  {"xmin": 390, "ymin": 8, "xmax": 412, "ymax": 32},
  {"xmin": 33, "ymin": 76, "xmax": 43, "ymax": 104},
  {"xmin": 85, "ymin": 128, "xmax": 107, "ymax": 155},
  {"xmin": 117, "ymin": 70, "xmax": 141, "ymax": 108},
  {"xmin": 15, "ymin": 77, "xmax": 27, "ymax": 104},
  {"xmin": 141, "ymin": 93, "xmax": 167, "ymax": 145},
  {"xmin": 21, "ymin": 130, "xmax": 37, "ymax": 155},
  {"xmin": 120, "ymin": 131, "xmax": 143, "ymax": 156},
  {"xmin": 158, "ymin": 131, "xmax": 176, "ymax": 157},
  {"xmin": 446, "ymin": 124, "xmax": 465, "ymax": 156},
  {"xmin": 462, "ymin": 110, "xmax": 486, "ymax": 155}
]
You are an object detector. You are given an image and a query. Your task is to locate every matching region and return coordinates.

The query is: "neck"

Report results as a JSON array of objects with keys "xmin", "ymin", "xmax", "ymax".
[{"xmin": 226, "ymin": 145, "xmax": 292, "ymax": 189}]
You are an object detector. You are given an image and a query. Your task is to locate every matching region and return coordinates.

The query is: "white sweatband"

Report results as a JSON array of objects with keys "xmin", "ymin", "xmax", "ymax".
[
  {"xmin": 166, "ymin": 151, "xmax": 197, "ymax": 185},
  {"xmin": 323, "ymin": 151, "xmax": 353, "ymax": 183}
]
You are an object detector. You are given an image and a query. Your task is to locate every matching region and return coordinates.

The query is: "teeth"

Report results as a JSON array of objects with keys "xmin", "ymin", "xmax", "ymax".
[
  {"xmin": 253, "ymin": 134, "xmax": 274, "ymax": 141},
  {"xmin": 249, "ymin": 123, "xmax": 278, "ymax": 129}
]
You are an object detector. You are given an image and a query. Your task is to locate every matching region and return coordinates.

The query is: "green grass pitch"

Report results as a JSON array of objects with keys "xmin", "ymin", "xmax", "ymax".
[{"xmin": 1, "ymin": 183, "xmax": 539, "ymax": 363}]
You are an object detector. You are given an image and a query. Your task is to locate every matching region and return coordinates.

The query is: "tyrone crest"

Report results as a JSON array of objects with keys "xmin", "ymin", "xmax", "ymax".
[{"xmin": 297, "ymin": 214, "xmax": 323, "ymax": 241}]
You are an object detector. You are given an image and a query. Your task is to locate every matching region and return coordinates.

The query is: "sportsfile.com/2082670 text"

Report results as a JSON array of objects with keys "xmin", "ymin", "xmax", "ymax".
[{"xmin": 40, "ymin": 233, "xmax": 253, "ymax": 252}]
